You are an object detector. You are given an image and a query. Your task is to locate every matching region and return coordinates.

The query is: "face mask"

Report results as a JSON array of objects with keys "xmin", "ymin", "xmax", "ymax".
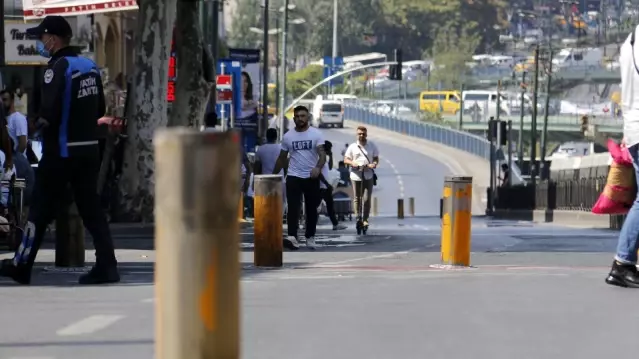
[{"xmin": 36, "ymin": 38, "xmax": 52, "ymax": 58}]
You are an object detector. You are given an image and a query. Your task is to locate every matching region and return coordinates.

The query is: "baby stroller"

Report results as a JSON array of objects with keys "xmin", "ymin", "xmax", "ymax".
[{"xmin": 333, "ymin": 180, "xmax": 353, "ymax": 222}]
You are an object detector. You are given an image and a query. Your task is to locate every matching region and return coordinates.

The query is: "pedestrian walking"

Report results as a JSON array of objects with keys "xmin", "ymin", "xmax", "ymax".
[
  {"xmin": 605, "ymin": 25, "xmax": 639, "ymax": 287},
  {"xmin": 343, "ymin": 126, "xmax": 379, "ymax": 227},
  {"xmin": 0, "ymin": 16, "xmax": 119, "ymax": 285},
  {"xmin": 319, "ymin": 140, "xmax": 346, "ymax": 231},
  {"xmin": 254, "ymin": 128, "xmax": 286, "ymax": 216},
  {"xmin": 272, "ymin": 105, "xmax": 326, "ymax": 250}
]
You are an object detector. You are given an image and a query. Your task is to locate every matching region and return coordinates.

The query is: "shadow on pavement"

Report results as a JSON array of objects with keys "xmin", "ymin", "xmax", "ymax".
[
  {"xmin": 0, "ymin": 339, "xmax": 152, "ymax": 348},
  {"xmin": 0, "ymin": 261, "xmax": 311, "ymax": 287}
]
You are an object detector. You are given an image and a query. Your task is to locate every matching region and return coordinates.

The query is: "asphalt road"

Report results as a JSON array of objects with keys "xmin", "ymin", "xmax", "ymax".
[
  {"xmin": 322, "ymin": 127, "xmax": 450, "ymax": 216},
  {"xmin": 0, "ymin": 218, "xmax": 630, "ymax": 359}
]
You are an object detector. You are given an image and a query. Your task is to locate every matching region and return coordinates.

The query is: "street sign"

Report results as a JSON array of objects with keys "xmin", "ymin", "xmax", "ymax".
[
  {"xmin": 216, "ymin": 74, "xmax": 233, "ymax": 104},
  {"xmin": 323, "ymin": 56, "xmax": 344, "ymax": 86}
]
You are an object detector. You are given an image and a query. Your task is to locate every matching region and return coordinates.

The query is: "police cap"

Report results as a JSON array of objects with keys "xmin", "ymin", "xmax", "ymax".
[{"xmin": 26, "ymin": 16, "xmax": 73, "ymax": 39}]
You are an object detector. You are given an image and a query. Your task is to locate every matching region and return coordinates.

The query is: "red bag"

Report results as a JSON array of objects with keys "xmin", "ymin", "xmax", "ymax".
[{"xmin": 592, "ymin": 140, "xmax": 636, "ymax": 215}]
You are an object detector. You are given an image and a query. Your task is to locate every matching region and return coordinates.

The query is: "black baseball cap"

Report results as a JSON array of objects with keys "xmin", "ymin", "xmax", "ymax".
[{"xmin": 26, "ymin": 16, "xmax": 73, "ymax": 39}]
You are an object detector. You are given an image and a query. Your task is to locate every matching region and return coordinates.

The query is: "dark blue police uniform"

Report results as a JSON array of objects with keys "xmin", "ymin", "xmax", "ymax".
[{"xmin": 0, "ymin": 16, "xmax": 119, "ymax": 285}]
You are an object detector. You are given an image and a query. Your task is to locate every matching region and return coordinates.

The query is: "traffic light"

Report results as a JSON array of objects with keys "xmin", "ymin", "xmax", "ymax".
[
  {"xmin": 389, "ymin": 48, "xmax": 403, "ymax": 80},
  {"xmin": 580, "ymin": 115, "xmax": 589, "ymax": 134}
]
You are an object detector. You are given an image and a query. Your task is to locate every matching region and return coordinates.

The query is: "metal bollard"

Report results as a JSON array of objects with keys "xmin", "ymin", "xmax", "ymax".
[
  {"xmin": 54, "ymin": 188, "xmax": 85, "ymax": 268},
  {"xmin": 253, "ymin": 175, "xmax": 283, "ymax": 267},
  {"xmin": 409, "ymin": 197, "xmax": 415, "ymax": 216},
  {"xmin": 238, "ymin": 194, "xmax": 245, "ymax": 222},
  {"xmin": 440, "ymin": 176, "xmax": 473, "ymax": 267},
  {"xmin": 372, "ymin": 197, "xmax": 378, "ymax": 217},
  {"xmin": 154, "ymin": 129, "xmax": 241, "ymax": 359},
  {"xmin": 397, "ymin": 198, "xmax": 404, "ymax": 219}
]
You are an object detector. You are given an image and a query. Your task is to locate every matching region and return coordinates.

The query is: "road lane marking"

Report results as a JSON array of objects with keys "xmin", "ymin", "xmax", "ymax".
[
  {"xmin": 56, "ymin": 315, "xmax": 124, "ymax": 336},
  {"xmin": 316, "ymin": 247, "xmax": 425, "ymax": 266},
  {"xmin": 140, "ymin": 298, "xmax": 155, "ymax": 303},
  {"xmin": 382, "ymin": 157, "xmax": 404, "ymax": 198}
]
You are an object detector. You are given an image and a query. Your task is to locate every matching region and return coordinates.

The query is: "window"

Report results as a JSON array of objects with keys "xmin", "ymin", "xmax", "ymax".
[
  {"xmin": 573, "ymin": 53, "xmax": 583, "ymax": 61},
  {"xmin": 322, "ymin": 104, "xmax": 342, "ymax": 112},
  {"xmin": 447, "ymin": 94, "xmax": 460, "ymax": 102},
  {"xmin": 464, "ymin": 94, "xmax": 490, "ymax": 102},
  {"xmin": 422, "ymin": 93, "xmax": 447, "ymax": 100}
]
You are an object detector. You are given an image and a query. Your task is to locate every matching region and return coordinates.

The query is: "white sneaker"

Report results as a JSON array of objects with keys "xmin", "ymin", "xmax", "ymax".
[
  {"xmin": 284, "ymin": 235, "xmax": 300, "ymax": 250},
  {"xmin": 333, "ymin": 224, "xmax": 347, "ymax": 231},
  {"xmin": 306, "ymin": 237, "xmax": 318, "ymax": 250}
]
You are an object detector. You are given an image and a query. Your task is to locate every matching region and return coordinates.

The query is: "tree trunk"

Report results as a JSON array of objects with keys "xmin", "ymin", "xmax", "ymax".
[
  {"xmin": 167, "ymin": 1, "xmax": 214, "ymax": 127},
  {"xmin": 117, "ymin": 0, "xmax": 177, "ymax": 222}
]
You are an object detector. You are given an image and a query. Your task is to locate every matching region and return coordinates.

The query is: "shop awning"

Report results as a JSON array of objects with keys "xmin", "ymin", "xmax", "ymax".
[{"xmin": 22, "ymin": 1, "xmax": 138, "ymax": 21}]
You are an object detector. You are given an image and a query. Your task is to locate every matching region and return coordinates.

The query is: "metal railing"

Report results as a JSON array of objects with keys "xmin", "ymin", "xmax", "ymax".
[{"xmin": 344, "ymin": 104, "xmax": 494, "ymax": 160}]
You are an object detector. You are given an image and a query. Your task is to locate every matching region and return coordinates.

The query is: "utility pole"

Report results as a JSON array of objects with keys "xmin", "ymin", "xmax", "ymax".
[
  {"xmin": 518, "ymin": 72, "xmax": 526, "ymax": 169},
  {"xmin": 530, "ymin": 46, "xmax": 540, "ymax": 191},
  {"xmin": 331, "ymin": 0, "xmax": 338, "ymax": 94},
  {"xmin": 210, "ymin": 0, "xmax": 220, "ymax": 129},
  {"xmin": 278, "ymin": 0, "xmax": 289, "ymax": 141},
  {"xmin": 261, "ymin": 0, "xmax": 270, "ymax": 142},
  {"xmin": 540, "ymin": 48, "xmax": 553, "ymax": 181}
]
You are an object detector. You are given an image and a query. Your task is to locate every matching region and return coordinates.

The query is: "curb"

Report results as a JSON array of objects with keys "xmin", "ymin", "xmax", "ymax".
[{"xmin": 492, "ymin": 209, "xmax": 616, "ymax": 229}]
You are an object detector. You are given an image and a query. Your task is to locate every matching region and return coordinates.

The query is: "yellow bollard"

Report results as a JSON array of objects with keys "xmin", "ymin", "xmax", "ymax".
[
  {"xmin": 253, "ymin": 174, "xmax": 284, "ymax": 267},
  {"xmin": 372, "ymin": 197, "xmax": 378, "ymax": 217},
  {"xmin": 154, "ymin": 129, "xmax": 241, "ymax": 359},
  {"xmin": 409, "ymin": 197, "xmax": 415, "ymax": 216},
  {"xmin": 440, "ymin": 176, "xmax": 473, "ymax": 267},
  {"xmin": 238, "ymin": 194, "xmax": 245, "ymax": 222},
  {"xmin": 397, "ymin": 198, "xmax": 404, "ymax": 219}
]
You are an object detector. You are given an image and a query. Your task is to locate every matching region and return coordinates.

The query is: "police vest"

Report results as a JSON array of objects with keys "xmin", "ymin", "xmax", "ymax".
[{"xmin": 59, "ymin": 56, "xmax": 101, "ymax": 158}]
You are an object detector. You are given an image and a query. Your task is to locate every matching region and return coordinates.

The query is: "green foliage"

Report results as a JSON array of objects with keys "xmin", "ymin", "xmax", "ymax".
[
  {"xmin": 428, "ymin": 22, "xmax": 481, "ymax": 89},
  {"xmin": 286, "ymin": 65, "xmax": 323, "ymax": 99},
  {"xmin": 227, "ymin": 0, "xmax": 261, "ymax": 48}
]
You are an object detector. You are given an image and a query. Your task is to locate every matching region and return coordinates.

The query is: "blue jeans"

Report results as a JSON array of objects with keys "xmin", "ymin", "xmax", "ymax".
[{"xmin": 616, "ymin": 144, "xmax": 639, "ymax": 264}]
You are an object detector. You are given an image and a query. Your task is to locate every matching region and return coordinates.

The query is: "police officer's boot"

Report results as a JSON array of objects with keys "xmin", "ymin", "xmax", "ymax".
[
  {"xmin": 78, "ymin": 264, "xmax": 120, "ymax": 285},
  {"xmin": 605, "ymin": 260, "xmax": 639, "ymax": 288},
  {"xmin": 0, "ymin": 258, "xmax": 32, "ymax": 285}
]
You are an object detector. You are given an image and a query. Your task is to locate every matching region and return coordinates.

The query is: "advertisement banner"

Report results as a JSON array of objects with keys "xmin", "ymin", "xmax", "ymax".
[
  {"xmin": 22, "ymin": 0, "xmax": 138, "ymax": 20},
  {"xmin": 226, "ymin": 48, "xmax": 261, "ymax": 152}
]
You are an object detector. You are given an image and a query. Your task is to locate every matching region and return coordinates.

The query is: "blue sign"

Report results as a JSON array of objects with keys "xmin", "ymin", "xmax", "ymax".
[
  {"xmin": 323, "ymin": 56, "xmax": 344, "ymax": 86},
  {"xmin": 228, "ymin": 48, "xmax": 261, "ymax": 63}
]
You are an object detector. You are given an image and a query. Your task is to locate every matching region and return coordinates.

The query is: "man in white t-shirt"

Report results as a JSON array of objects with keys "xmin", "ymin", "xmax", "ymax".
[
  {"xmin": 344, "ymin": 126, "xmax": 379, "ymax": 226},
  {"xmin": 255, "ymin": 128, "xmax": 286, "ymax": 215},
  {"xmin": 273, "ymin": 105, "xmax": 326, "ymax": 250},
  {"xmin": 1, "ymin": 90, "xmax": 28, "ymax": 156},
  {"xmin": 606, "ymin": 26, "xmax": 639, "ymax": 288}
]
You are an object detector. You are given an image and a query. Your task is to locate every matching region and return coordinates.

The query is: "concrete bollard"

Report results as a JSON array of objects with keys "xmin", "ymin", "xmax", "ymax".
[
  {"xmin": 372, "ymin": 197, "xmax": 378, "ymax": 217},
  {"xmin": 154, "ymin": 129, "xmax": 241, "ymax": 359},
  {"xmin": 253, "ymin": 175, "xmax": 283, "ymax": 267},
  {"xmin": 54, "ymin": 188, "xmax": 85, "ymax": 268},
  {"xmin": 440, "ymin": 176, "xmax": 473, "ymax": 267},
  {"xmin": 397, "ymin": 198, "xmax": 404, "ymax": 219},
  {"xmin": 409, "ymin": 197, "xmax": 415, "ymax": 216}
]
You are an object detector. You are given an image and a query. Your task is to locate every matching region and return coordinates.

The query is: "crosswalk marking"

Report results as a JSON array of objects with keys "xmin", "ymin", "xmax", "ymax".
[{"xmin": 56, "ymin": 315, "xmax": 124, "ymax": 336}]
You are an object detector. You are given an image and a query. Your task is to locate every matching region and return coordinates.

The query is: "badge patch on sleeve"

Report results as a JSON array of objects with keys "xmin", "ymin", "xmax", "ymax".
[{"xmin": 44, "ymin": 69, "xmax": 54, "ymax": 84}]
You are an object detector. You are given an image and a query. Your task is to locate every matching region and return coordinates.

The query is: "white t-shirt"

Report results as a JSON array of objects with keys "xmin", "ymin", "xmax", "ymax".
[
  {"xmin": 281, "ymin": 127, "xmax": 324, "ymax": 178},
  {"xmin": 344, "ymin": 141, "xmax": 379, "ymax": 181},
  {"xmin": 256, "ymin": 143, "xmax": 282, "ymax": 175},
  {"xmin": 621, "ymin": 27, "xmax": 639, "ymax": 147},
  {"xmin": 7, "ymin": 112, "xmax": 28, "ymax": 155}
]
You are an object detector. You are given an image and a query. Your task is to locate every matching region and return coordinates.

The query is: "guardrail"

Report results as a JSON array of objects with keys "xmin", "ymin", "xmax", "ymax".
[{"xmin": 345, "ymin": 105, "xmax": 496, "ymax": 160}]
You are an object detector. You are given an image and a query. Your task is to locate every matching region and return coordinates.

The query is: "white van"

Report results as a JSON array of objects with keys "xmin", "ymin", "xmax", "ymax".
[
  {"xmin": 462, "ymin": 90, "xmax": 510, "ymax": 117},
  {"xmin": 552, "ymin": 48, "xmax": 603, "ymax": 69},
  {"xmin": 312, "ymin": 99, "xmax": 344, "ymax": 128}
]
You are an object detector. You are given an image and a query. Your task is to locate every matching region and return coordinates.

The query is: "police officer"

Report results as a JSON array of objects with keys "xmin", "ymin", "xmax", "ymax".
[{"xmin": 0, "ymin": 16, "xmax": 119, "ymax": 285}]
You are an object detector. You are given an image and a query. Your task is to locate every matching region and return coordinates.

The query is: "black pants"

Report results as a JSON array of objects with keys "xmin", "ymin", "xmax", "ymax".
[
  {"xmin": 319, "ymin": 188, "xmax": 338, "ymax": 226},
  {"xmin": 286, "ymin": 176, "xmax": 320, "ymax": 239},
  {"xmin": 15, "ymin": 151, "xmax": 117, "ymax": 268}
]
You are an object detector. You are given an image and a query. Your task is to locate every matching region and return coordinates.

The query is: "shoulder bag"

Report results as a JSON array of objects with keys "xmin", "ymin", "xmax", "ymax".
[{"xmin": 357, "ymin": 145, "xmax": 377, "ymax": 186}]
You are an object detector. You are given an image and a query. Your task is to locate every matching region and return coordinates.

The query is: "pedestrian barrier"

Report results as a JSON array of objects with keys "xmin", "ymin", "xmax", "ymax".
[
  {"xmin": 409, "ymin": 197, "xmax": 415, "ymax": 216},
  {"xmin": 345, "ymin": 105, "xmax": 494, "ymax": 160},
  {"xmin": 253, "ymin": 174, "xmax": 284, "ymax": 267},
  {"xmin": 154, "ymin": 129, "xmax": 241, "ymax": 358},
  {"xmin": 440, "ymin": 176, "xmax": 473, "ymax": 267},
  {"xmin": 397, "ymin": 198, "xmax": 404, "ymax": 219}
]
